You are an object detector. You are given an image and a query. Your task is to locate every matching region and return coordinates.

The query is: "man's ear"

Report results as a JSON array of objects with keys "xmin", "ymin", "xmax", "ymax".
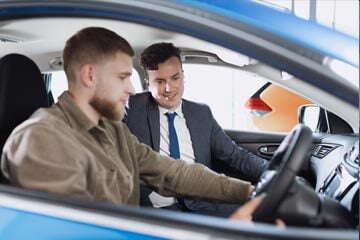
[
  {"xmin": 145, "ymin": 78, "xmax": 150, "ymax": 89},
  {"xmin": 80, "ymin": 64, "xmax": 96, "ymax": 87}
]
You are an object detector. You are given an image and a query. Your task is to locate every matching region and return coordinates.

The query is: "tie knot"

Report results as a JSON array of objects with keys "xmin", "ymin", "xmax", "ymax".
[{"xmin": 166, "ymin": 112, "xmax": 176, "ymax": 122}]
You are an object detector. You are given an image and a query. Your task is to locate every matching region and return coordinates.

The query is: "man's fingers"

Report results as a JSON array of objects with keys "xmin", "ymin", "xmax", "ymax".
[
  {"xmin": 240, "ymin": 194, "xmax": 264, "ymax": 215},
  {"xmin": 229, "ymin": 195, "xmax": 265, "ymax": 221},
  {"xmin": 275, "ymin": 219, "xmax": 286, "ymax": 228}
]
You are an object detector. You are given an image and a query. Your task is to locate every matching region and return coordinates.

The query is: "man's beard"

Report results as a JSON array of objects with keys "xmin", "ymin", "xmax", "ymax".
[{"xmin": 90, "ymin": 95, "xmax": 123, "ymax": 121}]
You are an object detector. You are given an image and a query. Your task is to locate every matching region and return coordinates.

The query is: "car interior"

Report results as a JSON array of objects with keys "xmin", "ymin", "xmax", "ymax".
[
  {"xmin": 0, "ymin": 7, "xmax": 358, "ymax": 239},
  {"xmin": 0, "ymin": 54, "xmax": 50, "ymax": 154}
]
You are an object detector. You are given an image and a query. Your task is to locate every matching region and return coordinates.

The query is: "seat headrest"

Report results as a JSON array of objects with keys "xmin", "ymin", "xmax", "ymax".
[{"xmin": 0, "ymin": 54, "xmax": 49, "ymax": 149}]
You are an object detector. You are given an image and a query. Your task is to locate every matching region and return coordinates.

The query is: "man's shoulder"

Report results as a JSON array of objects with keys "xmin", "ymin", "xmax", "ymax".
[
  {"xmin": 182, "ymin": 99, "xmax": 211, "ymax": 113},
  {"xmin": 11, "ymin": 105, "xmax": 66, "ymax": 136},
  {"xmin": 126, "ymin": 92, "xmax": 157, "ymax": 120},
  {"xmin": 128, "ymin": 92, "xmax": 152, "ymax": 106}
]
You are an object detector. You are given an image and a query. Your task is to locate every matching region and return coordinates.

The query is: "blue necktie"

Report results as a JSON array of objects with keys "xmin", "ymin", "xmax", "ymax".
[
  {"xmin": 166, "ymin": 112, "xmax": 180, "ymax": 159},
  {"xmin": 166, "ymin": 112, "xmax": 186, "ymax": 209}
]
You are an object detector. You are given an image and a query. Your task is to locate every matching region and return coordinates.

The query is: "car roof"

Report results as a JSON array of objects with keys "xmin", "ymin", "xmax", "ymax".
[
  {"xmin": 0, "ymin": 0, "xmax": 357, "ymax": 114},
  {"xmin": 179, "ymin": 0, "xmax": 358, "ymax": 67},
  {"xmin": 0, "ymin": 0, "xmax": 357, "ymax": 65}
]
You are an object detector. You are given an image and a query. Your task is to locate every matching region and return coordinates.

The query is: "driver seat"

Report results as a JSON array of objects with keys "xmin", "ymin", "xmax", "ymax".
[{"xmin": 0, "ymin": 54, "xmax": 50, "ymax": 183}]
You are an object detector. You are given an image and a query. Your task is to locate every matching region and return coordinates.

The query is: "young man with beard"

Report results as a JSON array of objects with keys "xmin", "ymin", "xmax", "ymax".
[
  {"xmin": 1, "ymin": 27, "xmax": 262, "ymax": 221},
  {"xmin": 124, "ymin": 43, "xmax": 268, "ymax": 217}
]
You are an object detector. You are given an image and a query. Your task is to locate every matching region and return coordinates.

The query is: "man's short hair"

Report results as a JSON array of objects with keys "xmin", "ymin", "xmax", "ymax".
[
  {"xmin": 63, "ymin": 27, "xmax": 134, "ymax": 81},
  {"xmin": 140, "ymin": 42, "xmax": 182, "ymax": 76}
]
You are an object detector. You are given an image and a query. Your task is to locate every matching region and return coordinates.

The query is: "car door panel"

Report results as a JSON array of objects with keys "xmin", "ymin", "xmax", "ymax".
[
  {"xmin": 211, "ymin": 130, "xmax": 286, "ymax": 183},
  {"xmin": 224, "ymin": 129, "xmax": 321, "ymax": 187},
  {"xmin": 225, "ymin": 129, "xmax": 286, "ymax": 159}
]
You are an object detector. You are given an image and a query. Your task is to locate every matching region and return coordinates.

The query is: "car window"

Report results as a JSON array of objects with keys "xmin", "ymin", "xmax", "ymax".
[
  {"xmin": 50, "ymin": 69, "xmax": 142, "ymax": 102},
  {"xmin": 182, "ymin": 64, "xmax": 312, "ymax": 133},
  {"xmin": 50, "ymin": 71, "xmax": 68, "ymax": 102},
  {"xmin": 182, "ymin": 64, "xmax": 266, "ymax": 131}
]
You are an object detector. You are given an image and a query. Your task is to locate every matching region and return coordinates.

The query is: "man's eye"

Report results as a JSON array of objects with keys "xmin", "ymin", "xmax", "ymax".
[
  {"xmin": 119, "ymin": 76, "xmax": 129, "ymax": 81},
  {"xmin": 154, "ymin": 80, "xmax": 163, "ymax": 84}
]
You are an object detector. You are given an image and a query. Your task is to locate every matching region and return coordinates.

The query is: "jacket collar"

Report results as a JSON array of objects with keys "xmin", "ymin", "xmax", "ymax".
[{"xmin": 57, "ymin": 91, "xmax": 99, "ymax": 132}]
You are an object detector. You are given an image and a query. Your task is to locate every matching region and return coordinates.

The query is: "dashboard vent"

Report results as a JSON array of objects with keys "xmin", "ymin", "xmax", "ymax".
[{"xmin": 313, "ymin": 144, "xmax": 337, "ymax": 158}]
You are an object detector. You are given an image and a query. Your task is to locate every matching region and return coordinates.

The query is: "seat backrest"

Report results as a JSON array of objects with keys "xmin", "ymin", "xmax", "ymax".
[{"xmin": 0, "ymin": 53, "xmax": 49, "ymax": 160}]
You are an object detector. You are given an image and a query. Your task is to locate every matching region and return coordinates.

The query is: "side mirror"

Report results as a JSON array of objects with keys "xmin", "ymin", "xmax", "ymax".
[
  {"xmin": 298, "ymin": 104, "xmax": 321, "ymax": 132},
  {"xmin": 298, "ymin": 104, "xmax": 353, "ymax": 134}
]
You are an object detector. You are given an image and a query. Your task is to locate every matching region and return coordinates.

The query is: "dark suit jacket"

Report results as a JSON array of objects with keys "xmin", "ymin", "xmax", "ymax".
[{"xmin": 124, "ymin": 92, "xmax": 267, "ymax": 212}]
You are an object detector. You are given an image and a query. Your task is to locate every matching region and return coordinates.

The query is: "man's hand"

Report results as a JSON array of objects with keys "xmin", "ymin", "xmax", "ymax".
[
  {"xmin": 229, "ymin": 195, "xmax": 285, "ymax": 227},
  {"xmin": 230, "ymin": 195, "xmax": 264, "ymax": 222}
]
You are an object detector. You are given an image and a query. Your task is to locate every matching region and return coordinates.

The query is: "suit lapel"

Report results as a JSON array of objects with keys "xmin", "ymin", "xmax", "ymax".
[
  {"xmin": 182, "ymin": 100, "xmax": 202, "ymax": 163},
  {"xmin": 146, "ymin": 98, "xmax": 160, "ymax": 152}
]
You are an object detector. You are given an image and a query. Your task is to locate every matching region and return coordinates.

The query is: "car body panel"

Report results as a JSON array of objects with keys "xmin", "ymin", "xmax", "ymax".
[
  {"xmin": 0, "ymin": 207, "xmax": 164, "ymax": 240},
  {"xmin": 178, "ymin": 0, "xmax": 358, "ymax": 67},
  {"xmin": 247, "ymin": 83, "xmax": 313, "ymax": 132},
  {"xmin": 0, "ymin": 186, "xmax": 357, "ymax": 240},
  {"xmin": 0, "ymin": 0, "xmax": 358, "ymax": 106}
]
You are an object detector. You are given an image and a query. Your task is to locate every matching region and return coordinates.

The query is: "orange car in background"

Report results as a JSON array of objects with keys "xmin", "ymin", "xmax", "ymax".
[{"xmin": 245, "ymin": 82, "xmax": 313, "ymax": 132}]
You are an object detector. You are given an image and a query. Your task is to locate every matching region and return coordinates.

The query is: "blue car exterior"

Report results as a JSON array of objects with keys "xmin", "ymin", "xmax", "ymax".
[
  {"xmin": 0, "ymin": 1, "xmax": 358, "ymax": 239},
  {"xmin": 178, "ymin": 0, "xmax": 358, "ymax": 67},
  {"xmin": 0, "ymin": 1, "xmax": 357, "ymax": 105},
  {"xmin": 0, "ymin": 206, "xmax": 163, "ymax": 240}
]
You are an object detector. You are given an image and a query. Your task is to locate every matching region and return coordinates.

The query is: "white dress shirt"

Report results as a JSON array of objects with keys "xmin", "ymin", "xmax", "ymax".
[{"xmin": 149, "ymin": 102, "xmax": 195, "ymax": 207}]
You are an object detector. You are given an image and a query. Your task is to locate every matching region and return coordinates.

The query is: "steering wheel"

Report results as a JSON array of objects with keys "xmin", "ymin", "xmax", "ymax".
[{"xmin": 251, "ymin": 124, "xmax": 312, "ymax": 223}]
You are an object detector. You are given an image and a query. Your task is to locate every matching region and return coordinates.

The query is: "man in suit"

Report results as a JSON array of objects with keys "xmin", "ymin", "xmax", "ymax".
[{"xmin": 124, "ymin": 42, "xmax": 268, "ymax": 217}]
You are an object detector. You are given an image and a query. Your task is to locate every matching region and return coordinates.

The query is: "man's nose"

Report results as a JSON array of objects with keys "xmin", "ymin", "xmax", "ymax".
[
  {"xmin": 127, "ymin": 80, "xmax": 135, "ymax": 95},
  {"xmin": 165, "ymin": 81, "xmax": 172, "ymax": 92}
]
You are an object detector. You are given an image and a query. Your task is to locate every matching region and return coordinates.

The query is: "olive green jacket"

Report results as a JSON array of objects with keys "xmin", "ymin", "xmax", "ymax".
[{"xmin": 1, "ymin": 92, "xmax": 251, "ymax": 206}]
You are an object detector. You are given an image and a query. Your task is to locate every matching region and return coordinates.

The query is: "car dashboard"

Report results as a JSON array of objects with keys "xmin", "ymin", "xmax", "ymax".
[{"xmin": 311, "ymin": 135, "xmax": 359, "ymax": 227}]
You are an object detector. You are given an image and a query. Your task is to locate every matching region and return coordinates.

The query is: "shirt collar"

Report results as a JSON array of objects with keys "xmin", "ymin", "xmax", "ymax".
[
  {"xmin": 57, "ymin": 91, "xmax": 98, "ymax": 132},
  {"xmin": 158, "ymin": 100, "xmax": 184, "ymax": 119}
]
